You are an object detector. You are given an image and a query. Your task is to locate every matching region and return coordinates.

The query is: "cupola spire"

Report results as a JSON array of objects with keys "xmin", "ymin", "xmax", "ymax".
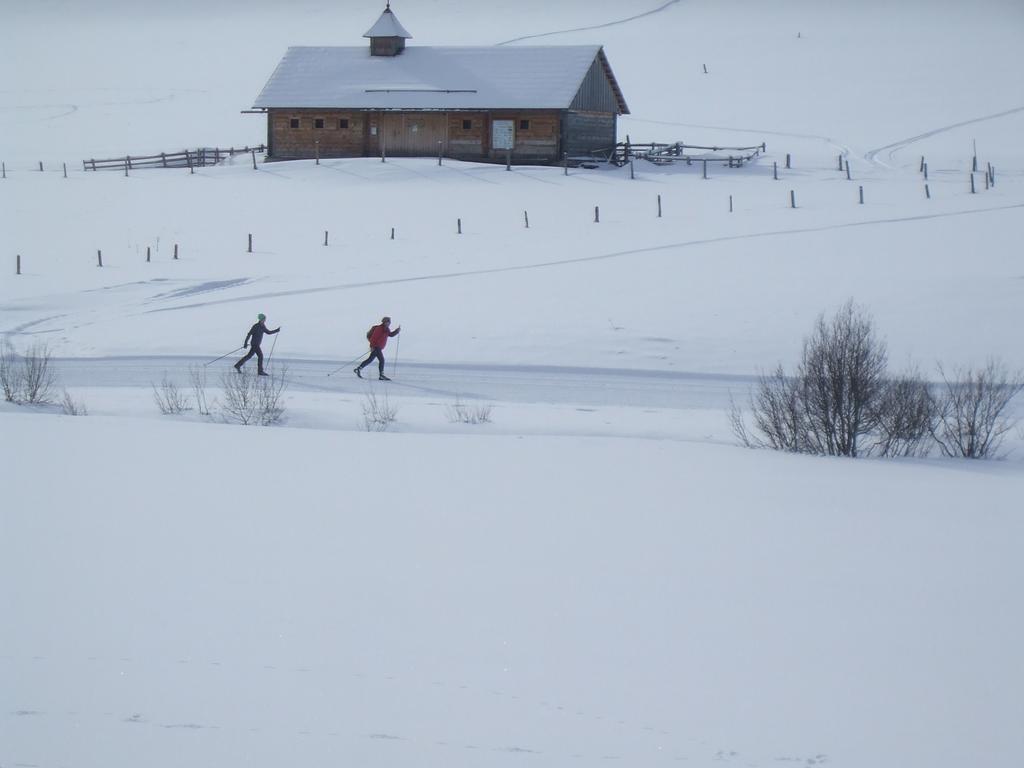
[{"xmin": 364, "ymin": 3, "xmax": 412, "ymax": 56}]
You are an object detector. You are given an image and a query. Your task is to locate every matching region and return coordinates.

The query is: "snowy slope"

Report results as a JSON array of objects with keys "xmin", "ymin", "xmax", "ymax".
[{"xmin": 2, "ymin": 2, "xmax": 1023, "ymax": 768}]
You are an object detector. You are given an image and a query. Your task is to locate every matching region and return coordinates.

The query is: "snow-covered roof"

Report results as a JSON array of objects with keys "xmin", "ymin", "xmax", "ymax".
[
  {"xmin": 253, "ymin": 45, "xmax": 625, "ymax": 112},
  {"xmin": 363, "ymin": 7, "xmax": 412, "ymax": 39}
]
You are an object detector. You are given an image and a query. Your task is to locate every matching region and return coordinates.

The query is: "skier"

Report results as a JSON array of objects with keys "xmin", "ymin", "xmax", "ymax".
[
  {"xmin": 234, "ymin": 313, "xmax": 280, "ymax": 376},
  {"xmin": 355, "ymin": 316, "xmax": 401, "ymax": 380}
]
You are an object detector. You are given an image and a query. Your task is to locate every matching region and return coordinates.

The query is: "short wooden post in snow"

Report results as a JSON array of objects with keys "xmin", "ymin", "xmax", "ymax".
[
  {"xmin": 657, "ymin": 194, "xmax": 662, "ymax": 218},
  {"xmin": 925, "ymin": 183, "xmax": 931, "ymax": 199},
  {"xmin": 39, "ymin": 161, "xmax": 43, "ymax": 172},
  {"xmin": 457, "ymin": 218, "xmax": 462, "ymax": 235},
  {"xmin": 785, "ymin": 153, "xmax": 791, "ymax": 169},
  {"xmin": 790, "ymin": 190, "xmax": 796, "ymax": 208},
  {"xmin": 390, "ymin": 227, "xmax": 395, "ymax": 240},
  {"xmin": 703, "ymin": 63, "xmax": 708, "ymax": 74},
  {"xmin": 729, "ymin": 194, "xmax": 733, "ymax": 213},
  {"xmin": 124, "ymin": 157, "xmax": 129, "ymax": 177},
  {"xmin": 990, "ymin": 165, "xmax": 996, "ymax": 186},
  {"xmin": 970, "ymin": 173, "xmax": 976, "ymax": 194},
  {"xmin": 563, "ymin": 152, "xmax": 568, "ymax": 176},
  {"xmin": 248, "ymin": 234, "xmax": 253, "ymax": 253},
  {"xmin": 97, "ymin": 249, "xmax": 103, "ymax": 268},
  {"xmin": 315, "ymin": 140, "xmax": 320, "ymax": 165},
  {"xmin": 838, "ymin": 154, "xmax": 844, "ymax": 171},
  {"xmin": 773, "ymin": 161, "xmax": 778, "ymax": 180},
  {"xmin": 146, "ymin": 246, "xmax": 151, "ymax": 263},
  {"xmin": 438, "ymin": 141, "xmax": 443, "ymax": 166},
  {"xmin": 2, "ymin": 162, "xmax": 6, "ymax": 179},
  {"xmin": 63, "ymin": 163, "xmax": 67, "ymax": 179},
  {"xmin": 173, "ymin": 244, "xmax": 179, "ymax": 260},
  {"xmin": 251, "ymin": 149, "xmax": 257, "ymax": 170},
  {"xmin": 506, "ymin": 148, "xmax": 512, "ymax": 171},
  {"xmin": 324, "ymin": 230, "xmax": 329, "ymax": 246},
  {"xmin": 859, "ymin": 185, "xmax": 864, "ymax": 204},
  {"xmin": 16, "ymin": 254, "xmax": 21, "ymax": 275},
  {"xmin": 919, "ymin": 156, "xmax": 925, "ymax": 173},
  {"xmin": 702, "ymin": 158, "xmax": 708, "ymax": 179},
  {"xmin": 845, "ymin": 161, "xmax": 851, "ymax": 181},
  {"xmin": 923, "ymin": 162, "xmax": 928, "ymax": 180},
  {"xmin": 630, "ymin": 159, "xmax": 635, "ymax": 179},
  {"xmin": 524, "ymin": 210, "xmax": 529, "ymax": 228}
]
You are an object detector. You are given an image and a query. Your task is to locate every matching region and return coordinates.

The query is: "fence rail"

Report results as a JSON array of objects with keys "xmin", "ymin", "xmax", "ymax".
[
  {"xmin": 83, "ymin": 145, "xmax": 266, "ymax": 171},
  {"xmin": 588, "ymin": 141, "xmax": 766, "ymax": 167}
]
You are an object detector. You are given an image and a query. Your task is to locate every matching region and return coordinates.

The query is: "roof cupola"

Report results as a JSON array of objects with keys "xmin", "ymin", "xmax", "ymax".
[{"xmin": 364, "ymin": 3, "xmax": 412, "ymax": 57}]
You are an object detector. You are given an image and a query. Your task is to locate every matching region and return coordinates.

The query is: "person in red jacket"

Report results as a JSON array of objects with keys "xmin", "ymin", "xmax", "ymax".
[{"xmin": 355, "ymin": 316, "xmax": 401, "ymax": 380}]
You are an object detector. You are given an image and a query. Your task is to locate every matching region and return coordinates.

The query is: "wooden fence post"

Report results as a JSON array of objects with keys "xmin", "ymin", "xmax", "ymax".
[
  {"xmin": 970, "ymin": 173, "xmax": 976, "ymax": 194},
  {"xmin": 457, "ymin": 218, "xmax": 462, "ymax": 235},
  {"xmin": 925, "ymin": 183, "xmax": 931, "ymax": 199},
  {"xmin": 563, "ymin": 152, "xmax": 568, "ymax": 176},
  {"xmin": 248, "ymin": 234, "xmax": 253, "ymax": 253},
  {"xmin": 594, "ymin": 205, "xmax": 600, "ymax": 223},
  {"xmin": 124, "ymin": 157, "xmax": 129, "ymax": 177},
  {"xmin": 838, "ymin": 154, "xmax": 844, "ymax": 171},
  {"xmin": 315, "ymin": 140, "xmax": 320, "ymax": 165},
  {"xmin": 324, "ymin": 230, "xmax": 329, "ymax": 246},
  {"xmin": 16, "ymin": 254, "xmax": 20, "ymax": 275},
  {"xmin": 97, "ymin": 250, "xmax": 103, "ymax": 268},
  {"xmin": 702, "ymin": 158, "xmax": 708, "ymax": 179},
  {"xmin": 524, "ymin": 210, "xmax": 529, "ymax": 228},
  {"xmin": 773, "ymin": 161, "xmax": 778, "ymax": 180},
  {"xmin": 990, "ymin": 165, "xmax": 996, "ymax": 186},
  {"xmin": 390, "ymin": 228, "xmax": 395, "ymax": 240},
  {"xmin": 919, "ymin": 156, "xmax": 925, "ymax": 173},
  {"xmin": 845, "ymin": 161, "xmax": 851, "ymax": 181},
  {"xmin": 63, "ymin": 163, "xmax": 67, "ymax": 178},
  {"xmin": 923, "ymin": 162, "xmax": 928, "ymax": 180},
  {"xmin": 785, "ymin": 153, "xmax": 791, "ymax": 169},
  {"xmin": 729, "ymin": 194, "xmax": 733, "ymax": 213},
  {"xmin": 790, "ymin": 190, "xmax": 796, "ymax": 208},
  {"xmin": 506, "ymin": 148, "xmax": 511, "ymax": 171},
  {"xmin": 251, "ymin": 149, "xmax": 257, "ymax": 170},
  {"xmin": 174, "ymin": 244, "xmax": 179, "ymax": 260},
  {"xmin": 657, "ymin": 194, "xmax": 662, "ymax": 218},
  {"xmin": 859, "ymin": 185, "xmax": 864, "ymax": 204},
  {"xmin": 438, "ymin": 141, "xmax": 443, "ymax": 166},
  {"xmin": 2, "ymin": 162, "xmax": 5, "ymax": 179},
  {"xmin": 39, "ymin": 161, "xmax": 43, "ymax": 172}
]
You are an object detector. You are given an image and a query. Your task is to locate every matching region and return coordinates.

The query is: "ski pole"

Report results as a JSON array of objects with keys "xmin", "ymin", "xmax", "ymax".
[
  {"xmin": 327, "ymin": 350, "xmax": 370, "ymax": 377},
  {"xmin": 204, "ymin": 346, "xmax": 244, "ymax": 366},
  {"xmin": 265, "ymin": 331, "xmax": 279, "ymax": 371},
  {"xmin": 392, "ymin": 333, "xmax": 400, "ymax": 377}
]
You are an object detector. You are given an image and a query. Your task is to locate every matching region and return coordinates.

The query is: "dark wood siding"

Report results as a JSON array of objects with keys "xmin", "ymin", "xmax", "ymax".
[
  {"xmin": 563, "ymin": 111, "xmax": 617, "ymax": 156},
  {"xmin": 570, "ymin": 57, "xmax": 621, "ymax": 114},
  {"xmin": 447, "ymin": 112, "xmax": 487, "ymax": 159},
  {"xmin": 486, "ymin": 110, "xmax": 561, "ymax": 161}
]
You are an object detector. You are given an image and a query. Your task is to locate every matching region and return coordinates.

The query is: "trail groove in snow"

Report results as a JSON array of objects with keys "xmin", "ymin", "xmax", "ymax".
[{"xmin": 496, "ymin": 0, "xmax": 682, "ymax": 45}]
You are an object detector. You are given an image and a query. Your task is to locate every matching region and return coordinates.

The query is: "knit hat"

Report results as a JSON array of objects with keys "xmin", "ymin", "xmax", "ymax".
[{"xmin": 258, "ymin": 313, "xmax": 266, "ymax": 321}]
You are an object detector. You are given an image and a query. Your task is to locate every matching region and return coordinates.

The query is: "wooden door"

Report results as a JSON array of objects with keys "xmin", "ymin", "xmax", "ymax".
[{"xmin": 379, "ymin": 113, "xmax": 447, "ymax": 156}]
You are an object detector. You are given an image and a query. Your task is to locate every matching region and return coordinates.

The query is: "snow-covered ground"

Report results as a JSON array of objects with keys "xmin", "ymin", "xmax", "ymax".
[{"xmin": 2, "ymin": 2, "xmax": 1023, "ymax": 767}]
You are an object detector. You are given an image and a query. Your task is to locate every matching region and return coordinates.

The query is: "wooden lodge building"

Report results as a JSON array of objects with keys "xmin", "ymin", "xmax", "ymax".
[{"xmin": 251, "ymin": 4, "xmax": 629, "ymax": 164}]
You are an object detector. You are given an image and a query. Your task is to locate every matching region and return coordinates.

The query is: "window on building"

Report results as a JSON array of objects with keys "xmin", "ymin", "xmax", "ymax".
[
  {"xmin": 289, "ymin": 118, "xmax": 300, "ymax": 129},
  {"xmin": 519, "ymin": 119, "xmax": 530, "ymax": 131},
  {"xmin": 462, "ymin": 119, "xmax": 472, "ymax": 130},
  {"xmin": 339, "ymin": 118, "xmax": 350, "ymax": 130},
  {"xmin": 314, "ymin": 118, "xmax": 325, "ymax": 129}
]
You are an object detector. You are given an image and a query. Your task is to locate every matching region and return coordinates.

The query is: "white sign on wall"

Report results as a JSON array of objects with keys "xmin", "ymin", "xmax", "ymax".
[{"xmin": 492, "ymin": 120, "xmax": 514, "ymax": 150}]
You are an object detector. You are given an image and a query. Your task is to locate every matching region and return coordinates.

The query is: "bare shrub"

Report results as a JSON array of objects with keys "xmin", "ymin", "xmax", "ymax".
[
  {"xmin": 152, "ymin": 374, "xmax": 191, "ymax": 415},
  {"xmin": 931, "ymin": 360, "xmax": 1024, "ymax": 459},
  {"xmin": 869, "ymin": 371, "xmax": 936, "ymax": 458},
  {"xmin": 61, "ymin": 389, "xmax": 88, "ymax": 416},
  {"xmin": 733, "ymin": 301, "xmax": 891, "ymax": 457},
  {"xmin": 188, "ymin": 364, "xmax": 213, "ymax": 417},
  {"xmin": 362, "ymin": 390, "xmax": 397, "ymax": 432},
  {"xmin": 797, "ymin": 301, "xmax": 888, "ymax": 457},
  {"xmin": 445, "ymin": 397, "xmax": 493, "ymax": 425},
  {"xmin": 0, "ymin": 340, "xmax": 19, "ymax": 402},
  {"xmin": 220, "ymin": 366, "xmax": 287, "ymax": 426},
  {"xmin": 1, "ymin": 341, "xmax": 57, "ymax": 405}
]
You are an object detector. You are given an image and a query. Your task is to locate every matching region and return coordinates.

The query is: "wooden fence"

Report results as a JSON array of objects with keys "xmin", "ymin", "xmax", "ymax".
[
  {"xmin": 82, "ymin": 145, "xmax": 266, "ymax": 171},
  {"xmin": 589, "ymin": 140, "xmax": 766, "ymax": 167}
]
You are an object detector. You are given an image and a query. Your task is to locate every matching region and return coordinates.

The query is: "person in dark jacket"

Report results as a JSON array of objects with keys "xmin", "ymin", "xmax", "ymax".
[
  {"xmin": 355, "ymin": 316, "xmax": 400, "ymax": 380},
  {"xmin": 234, "ymin": 313, "xmax": 280, "ymax": 375}
]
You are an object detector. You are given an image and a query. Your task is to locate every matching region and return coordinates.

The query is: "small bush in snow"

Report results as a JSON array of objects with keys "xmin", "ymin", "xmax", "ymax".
[
  {"xmin": 869, "ymin": 370, "xmax": 936, "ymax": 458},
  {"xmin": 152, "ymin": 374, "xmax": 191, "ymax": 415},
  {"xmin": 220, "ymin": 366, "xmax": 287, "ymax": 426},
  {"xmin": 188, "ymin": 364, "xmax": 213, "ymax": 417},
  {"xmin": 931, "ymin": 360, "xmax": 1024, "ymax": 459},
  {"xmin": 1, "ymin": 341, "xmax": 57, "ymax": 405},
  {"xmin": 445, "ymin": 397, "xmax": 493, "ymax": 425},
  {"xmin": 362, "ymin": 390, "xmax": 397, "ymax": 432},
  {"xmin": 60, "ymin": 389, "xmax": 88, "ymax": 416}
]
